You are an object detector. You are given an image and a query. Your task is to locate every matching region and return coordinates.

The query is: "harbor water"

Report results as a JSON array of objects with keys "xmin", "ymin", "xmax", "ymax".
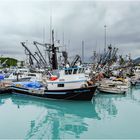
[{"xmin": 0, "ymin": 87, "xmax": 140, "ymax": 139}]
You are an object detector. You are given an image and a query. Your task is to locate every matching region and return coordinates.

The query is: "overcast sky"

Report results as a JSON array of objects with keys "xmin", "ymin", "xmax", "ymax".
[{"xmin": 0, "ymin": 0, "xmax": 140, "ymax": 61}]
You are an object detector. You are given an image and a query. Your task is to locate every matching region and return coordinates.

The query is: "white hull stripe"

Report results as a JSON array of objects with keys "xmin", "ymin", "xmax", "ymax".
[
  {"xmin": 12, "ymin": 87, "xmax": 28, "ymax": 92},
  {"xmin": 45, "ymin": 92, "xmax": 66, "ymax": 95}
]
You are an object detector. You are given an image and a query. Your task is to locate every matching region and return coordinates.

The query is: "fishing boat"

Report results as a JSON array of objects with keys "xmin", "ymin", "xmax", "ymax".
[
  {"xmin": 11, "ymin": 66, "xmax": 97, "ymax": 100},
  {"xmin": 11, "ymin": 30, "xmax": 97, "ymax": 101}
]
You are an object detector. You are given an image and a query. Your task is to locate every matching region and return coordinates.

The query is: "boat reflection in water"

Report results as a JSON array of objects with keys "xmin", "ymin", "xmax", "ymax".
[
  {"xmin": 0, "ymin": 96, "xmax": 5, "ymax": 106},
  {"xmin": 11, "ymin": 94, "xmax": 100, "ymax": 139},
  {"xmin": 1, "ymin": 91, "xmax": 139, "ymax": 139},
  {"xmin": 95, "ymin": 93, "xmax": 126, "ymax": 118},
  {"xmin": 0, "ymin": 94, "xmax": 10, "ymax": 106},
  {"xmin": 128, "ymin": 87, "xmax": 140, "ymax": 104}
]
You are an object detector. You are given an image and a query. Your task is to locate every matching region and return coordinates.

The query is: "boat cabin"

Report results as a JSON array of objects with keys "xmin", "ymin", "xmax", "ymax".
[
  {"xmin": 48, "ymin": 67, "xmax": 86, "ymax": 79},
  {"xmin": 46, "ymin": 67, "xmax": 87, "ymax": 90}
]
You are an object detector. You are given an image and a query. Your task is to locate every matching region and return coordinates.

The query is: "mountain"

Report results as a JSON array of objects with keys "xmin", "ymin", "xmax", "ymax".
[{"xmin": 133, "ymin": 57, "xmax": 140, "ymax": 65}]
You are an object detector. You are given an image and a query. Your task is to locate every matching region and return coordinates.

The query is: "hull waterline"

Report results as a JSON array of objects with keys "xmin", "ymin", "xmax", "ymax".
[{"xmin": 11, "ymin": 86, "xmax": 97, "ymax": 101}]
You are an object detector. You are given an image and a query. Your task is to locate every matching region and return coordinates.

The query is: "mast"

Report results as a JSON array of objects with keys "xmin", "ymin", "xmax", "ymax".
[
  {"xmin": 50, "ymin": 8, "xmax": 52, "ymax": 46},
  {"xmin": 51, "ymin": 30, "xmax": 58, "ymax": 70}
]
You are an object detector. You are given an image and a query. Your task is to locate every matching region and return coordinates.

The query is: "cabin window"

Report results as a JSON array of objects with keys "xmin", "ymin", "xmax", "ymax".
[
  {"xmin": 28, "ymin": 74, "xmax": 36, "ymax": 77},
  {"xmin": 73, "ymin": 69, "xmax": 78, "ymax": 74},
  {"xmin": 57, "ymin": 84, "xmax": 64, "ymax": 87},
  {"xmin": 51, "ymin": 70, "xmax": 60, "ymax": 77},
  {"xmin": 65, "ymin": 70, "xmax": 69, "ymax": 75},
  {"xmin": 68, "ymin": 70, "xmax": 72, "ymax": 74},
  {"xmin": 78, "ymin": 68, "xmax": 82, "ymax": 73},
  {"xmin": 13, "ymin": 72, "xmax": 17, "ymax": 75},
  {"xmin": 13, "ymin": 72, "xmax": 22, "ymax": 75},
  {"xmin": 65, "ymin": 69, "xmax": 72, "ymax": 75},
  {"xmin": 19, "ymin": 70, "xmax": 28, "ymax": 73}
]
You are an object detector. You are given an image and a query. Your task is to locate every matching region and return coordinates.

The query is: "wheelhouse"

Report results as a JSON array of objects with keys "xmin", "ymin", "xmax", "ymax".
[{"xmin": 64, "ymin": 67, "xmax": 85, "ymax": 75}]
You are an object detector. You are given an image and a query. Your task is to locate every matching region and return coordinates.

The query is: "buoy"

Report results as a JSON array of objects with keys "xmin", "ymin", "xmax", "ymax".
[{"xmin": 49, "ymin": 76, "xmax": 58, "ymax": 81}]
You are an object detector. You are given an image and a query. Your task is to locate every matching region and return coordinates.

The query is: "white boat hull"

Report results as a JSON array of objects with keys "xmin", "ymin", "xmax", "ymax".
[{"xmin": 98, "ymin": 87, "xmax": 126, "ymax": 94}]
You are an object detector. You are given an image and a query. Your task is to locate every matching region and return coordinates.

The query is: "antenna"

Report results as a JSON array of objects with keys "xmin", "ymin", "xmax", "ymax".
[
  {"xmin": 62, "ymin": 31, "xmax": 66, "ymax": 51},
  {"xmin": 43, "ymin": 26, "xmax": 45, "ymax": 43},
  {"xmin": 82, "ymin": 40, "xmax": 84, "ymax": 63},
  {"xmin": 67, "ymin": 40, "xmax": 70, "ymax": 52},
  {"xmin": 50, "ymin": 8, "xmax": 52, "ymax": 45},
  {"xmin": 104, "ymin": 25, "xmax": 107, "ymax": 53}
]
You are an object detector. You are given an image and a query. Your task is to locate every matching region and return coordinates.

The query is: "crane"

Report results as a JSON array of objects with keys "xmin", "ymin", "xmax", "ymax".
[
  {"xmin": 32, "ymin": 41, "xmax": 52, "ymax": 66},
  {"xmin": 70, "ymin": 55, "xmax": 81, "ymax": 67},
  {"xmin": 33, "ymin": 41, "xmax": 48, "ymax": 67},
  {"xmin": 34, "ymin": 52, "xmax": 46, "ymax": 68},
  {"xmin": 21, "ymin": 42, "xmax": 41, "ymax": 68}
]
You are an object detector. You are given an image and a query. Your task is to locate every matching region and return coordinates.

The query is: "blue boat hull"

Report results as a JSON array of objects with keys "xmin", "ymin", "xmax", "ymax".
[{"xmin": 11, "ymin": 86, "xmax": 97, "ymax": 101}]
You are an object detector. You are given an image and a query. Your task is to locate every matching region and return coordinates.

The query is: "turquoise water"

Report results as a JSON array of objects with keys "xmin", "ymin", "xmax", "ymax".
[{"xmin": 0, "ymin": 88, "xmax": 140, "ymax": 139}]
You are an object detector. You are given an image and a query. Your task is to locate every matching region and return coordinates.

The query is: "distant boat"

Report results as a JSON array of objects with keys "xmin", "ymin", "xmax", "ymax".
[
  {"xmin": 4, "ymin": 68, "xmax": 29, "ymax": 81},
  {"xmin": 131, "ymin": 76, "xmax": 140, "ymax": 86},
  {"xmin": 97, "ymin": 78, "xmax": 130, "ymax": 94},
  {"xmin": 98, "ymin": 86, "xmax": 126, "ymax": 94},
  {"xmin": 131, "ymin": 67, "xmax": 140, "ymax": 86},
  {"xmin": 0, "ymin": 74, "xmax": 12, "ymax": 94}
]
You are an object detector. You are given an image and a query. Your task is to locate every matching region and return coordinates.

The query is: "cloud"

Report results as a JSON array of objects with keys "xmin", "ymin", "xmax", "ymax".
[{"xmin": 0, "ymin": 0, "xmax": 140, "ymax": 61}]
